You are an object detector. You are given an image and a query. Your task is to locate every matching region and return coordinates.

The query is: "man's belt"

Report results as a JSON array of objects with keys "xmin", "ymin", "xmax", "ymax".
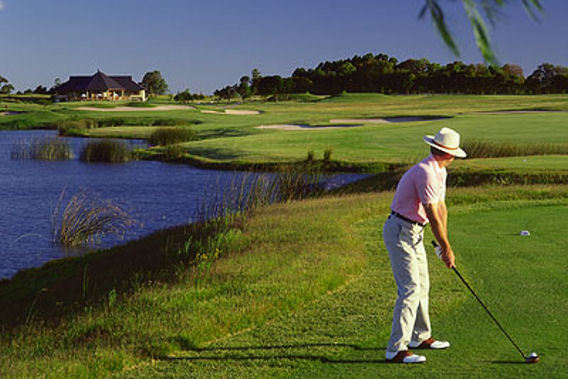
[{"xmin": 391, "ymin": 211, "xmax": 426, "ymax": 228}]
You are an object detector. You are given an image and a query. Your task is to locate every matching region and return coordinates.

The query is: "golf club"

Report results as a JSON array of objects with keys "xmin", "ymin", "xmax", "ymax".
[{"xmin": 431, "ymin": 241, "xmax": 539, "ymax": 364}]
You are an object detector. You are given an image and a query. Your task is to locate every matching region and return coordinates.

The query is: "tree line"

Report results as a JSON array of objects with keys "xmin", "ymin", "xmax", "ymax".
[{"xmin": 215, "ymin": 53, "xmax": 568, "ymax": 100}]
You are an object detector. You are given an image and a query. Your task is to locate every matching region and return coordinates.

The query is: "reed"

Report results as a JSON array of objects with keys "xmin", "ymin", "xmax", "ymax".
[
  {"xmin": 79, "ymin": 139, "xmax": 132, "ymax": 163},
  {"xmin": 197, "ymin": 166, "xmax": 324, "ymax": 224},
  {"xmin": 52, "ymin": 188, "xmax": 136, "ymax": 247},
  {"xmin": 10, "ymin": 137, "xmax": 73, "ymax": 160},
  {"xmin": 149, "ymin": 127, "xmax": 197, "ymax": 146}
]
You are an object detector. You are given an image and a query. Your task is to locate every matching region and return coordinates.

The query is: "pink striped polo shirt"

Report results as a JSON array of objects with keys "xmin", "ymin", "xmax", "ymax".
[{"xmin": 390, "ymin": 154, "xmax": 447, "ymax": 224}]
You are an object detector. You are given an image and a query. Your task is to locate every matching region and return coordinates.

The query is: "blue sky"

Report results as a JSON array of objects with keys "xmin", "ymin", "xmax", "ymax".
[{"xmin": 1, "ymin": 0, "xmax": 566, "ymax": 94}]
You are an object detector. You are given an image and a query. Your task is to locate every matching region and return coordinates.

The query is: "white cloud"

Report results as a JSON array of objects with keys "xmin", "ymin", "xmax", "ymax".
[{"xmin": 0, "ymin": 1, "xmax": 4, "ymax": 11}]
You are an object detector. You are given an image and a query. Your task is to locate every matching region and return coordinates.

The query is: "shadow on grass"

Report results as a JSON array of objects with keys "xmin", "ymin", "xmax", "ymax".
[
  {"xmin": 163, "ymin": 355, "xmax": 389, "ymax": 364},
  {"xmin": 198, "ymin": 128, "xmax": 252, "ymax": 140},
  {"xmin": 162, "ymin": 343, "xmax": 389, "ymax": 364},
  {"xmin": 488, "ymin": 360, "xmax": 532, "ymax": 365},
  {"xmin": 183, "ymin": 342, "xmax": 386, "ymax": 352},
  {"xmin": 186, "ymin": 146, "xmax": 247, "ymax": 160}
]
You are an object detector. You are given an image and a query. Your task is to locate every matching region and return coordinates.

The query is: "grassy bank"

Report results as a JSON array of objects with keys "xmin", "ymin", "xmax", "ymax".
[{"xmin": 1, "ymin": 185, "xmax": 567, "ymax": 377}]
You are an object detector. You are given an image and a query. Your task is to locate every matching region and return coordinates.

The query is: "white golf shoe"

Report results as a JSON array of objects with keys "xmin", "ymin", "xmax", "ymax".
[
  {"xmin": 409, "ymin": 337, "xmax": 450, "ymax": 350},
  {"xmin": 386, "ymin": 350, "xmax": 426, "ymax": 364}
]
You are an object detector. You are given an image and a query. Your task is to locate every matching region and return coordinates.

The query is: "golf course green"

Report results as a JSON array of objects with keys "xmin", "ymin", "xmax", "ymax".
[{"xmin": 0, "ymin": 94, "xmax": 567, "ymax": 377}]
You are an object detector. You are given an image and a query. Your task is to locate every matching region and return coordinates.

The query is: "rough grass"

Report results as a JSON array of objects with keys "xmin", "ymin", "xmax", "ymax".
[{"xmin": 462, "ymin": 139, "xmax": 568, "ymax": 158}]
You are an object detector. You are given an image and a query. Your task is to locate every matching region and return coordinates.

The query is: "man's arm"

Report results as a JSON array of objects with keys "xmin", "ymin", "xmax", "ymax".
[
  {"xmin": 439, "ymin": 200, "xmax": 448, "ymax": 230},
  {"xmin": 424, "ymin": 202, "xmax": 455, "ymax": 268}
]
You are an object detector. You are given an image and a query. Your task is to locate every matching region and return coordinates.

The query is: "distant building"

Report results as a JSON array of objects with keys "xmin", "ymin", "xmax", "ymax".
[{"xmin": 55, "ymin": 70, "xmax": 146, "ymax": 101}]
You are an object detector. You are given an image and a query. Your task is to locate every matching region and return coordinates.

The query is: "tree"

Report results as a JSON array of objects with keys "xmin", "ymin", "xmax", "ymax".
[
  {"xmin": 251, "ymin": 68, "xmax": 262, "ymax": 95},
  {"xmin": 237, "ymin": 76, "xmax": 252, "ymax": 99},
  {"xmin": 0, "ymin": 75, "xmax": 14, "ymax": 94},
  {"xmin": 33, "ymin": 85, "xmax": 48, "ymax": 94},
  {"xmin": 256, "ymin": 76, "xmax": 283, "ymax": 99},
  {"xmin": 174, "ymin": 89, "xmax": 193, "ymax": 103},
  {"xmin": 141, "ymin": 70, "xmax": 169, "ymax": 96},
  {"xmin": 420, "ymin": 0, "xmax": 543, "ymax": 66},
  {"xmin": 0, "ymin": 84, "xmax": 14, "ymax": 94}
]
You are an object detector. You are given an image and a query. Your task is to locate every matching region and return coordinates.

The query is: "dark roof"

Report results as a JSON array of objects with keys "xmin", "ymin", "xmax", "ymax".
[
  {"xmin": 111, "ymin": 76, "xmax": 144, "ymax": 91},
  {"xmin": 57, "ymin": 71, "xmax": 143, "ymax": 93}
]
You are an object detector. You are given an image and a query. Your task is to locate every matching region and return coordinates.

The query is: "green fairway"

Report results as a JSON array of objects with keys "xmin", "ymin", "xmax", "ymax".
[
  {"xmin": 2, "ymin": 94, "xmax": 568, "ymax": 175},
  {"xmin": 124, "ymin": 198, "xmax": 567, "ymax": 378}
]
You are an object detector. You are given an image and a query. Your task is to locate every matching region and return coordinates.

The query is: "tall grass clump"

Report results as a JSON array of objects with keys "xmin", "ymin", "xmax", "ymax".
[
  {"xmin": 149, "ymin": 127, "xmax": 197, "ymax": 146},
  {"xmin": 80, "ymin": 139, "xmax": 132, "ymax": 163},
  {"xmin": 462, "ymin": 139, "xmax": 568, "ymax": 158},
  {"xmin": 57, "ymin": 119, "xmax": 97, "ymax": 135},
  {"xmin": 197, "ymin": 166, "xmax": 325, "ymax": 224},
  {"xmin": 10, "ymin": 137, "xmax": 73, "ymax": 160},
  {"xmin": 52, "ymin": 188, "xmax": 136, "ymax": 247}
]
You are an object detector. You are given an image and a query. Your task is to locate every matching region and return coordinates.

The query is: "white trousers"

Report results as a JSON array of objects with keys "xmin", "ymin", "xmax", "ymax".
[{"xmin": 383, "ymin": 214, "xmax": 431, "ymax": 353}]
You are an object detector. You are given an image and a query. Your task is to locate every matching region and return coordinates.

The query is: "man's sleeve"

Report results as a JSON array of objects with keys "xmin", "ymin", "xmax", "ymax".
[{"xmin": 416, "ymin": 168, "xmax": 441, "ymax": 205}]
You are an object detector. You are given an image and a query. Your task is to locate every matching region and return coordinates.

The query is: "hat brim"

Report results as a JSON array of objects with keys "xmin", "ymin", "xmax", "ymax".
[{"xmin": 424, "ymin": 136, "xmax": 467, "ymax": 158}]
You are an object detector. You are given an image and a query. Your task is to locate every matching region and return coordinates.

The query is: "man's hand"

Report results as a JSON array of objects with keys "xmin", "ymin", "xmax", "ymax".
[{"xmin": 441, "ymin": 247, "xmax": 455, "ymax": 269}]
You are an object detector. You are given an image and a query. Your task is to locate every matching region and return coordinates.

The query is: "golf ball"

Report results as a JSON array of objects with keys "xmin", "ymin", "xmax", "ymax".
[{"xmin": 528, "ymin": 352, "xmax": 538, "ymax": 358}]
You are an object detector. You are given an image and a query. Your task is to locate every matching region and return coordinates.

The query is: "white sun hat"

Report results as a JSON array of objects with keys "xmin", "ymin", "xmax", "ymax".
[{"xmin": 423, "ymin": 127, "xmax": 467, "ymax": 158}]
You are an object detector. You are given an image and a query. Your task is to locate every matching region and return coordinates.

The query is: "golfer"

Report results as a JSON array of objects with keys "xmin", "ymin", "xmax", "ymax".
[{"xmin": 383, "ymin": 127, "xmax": 466, "ymax": 364}]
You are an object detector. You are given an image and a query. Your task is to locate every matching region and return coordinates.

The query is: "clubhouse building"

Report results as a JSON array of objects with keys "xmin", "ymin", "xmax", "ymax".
[{"xmin": 55, "ymin": 71, "xmax": 146, "ymax": 101}]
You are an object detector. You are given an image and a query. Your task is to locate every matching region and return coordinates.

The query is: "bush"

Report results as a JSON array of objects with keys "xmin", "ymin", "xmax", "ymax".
[
  {"xmin": 80, "ymin": 139, "xmax": 132, "ymax": 163},
  {"xmin": 149, "ymin": 127, "xmax": 197, "ymax": 146}
]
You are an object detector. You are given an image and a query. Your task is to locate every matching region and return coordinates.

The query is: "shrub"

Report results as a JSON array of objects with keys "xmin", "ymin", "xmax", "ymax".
[
  {"xmin": 149, "ymin": 127, "xmax": 197, "ymax": 146},
  {"xmin": 11, "ymin": 137, "xmax": 73, "ymax": 160},
  {"xmin": 80, "ymin": 139, "xmax": 132, "ymax": 163}
]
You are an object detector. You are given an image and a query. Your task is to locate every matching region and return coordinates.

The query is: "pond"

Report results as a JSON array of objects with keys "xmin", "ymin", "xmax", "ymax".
[{"xmin": 0, "ymin": 130, "xmax": 367, "ymax": 279}]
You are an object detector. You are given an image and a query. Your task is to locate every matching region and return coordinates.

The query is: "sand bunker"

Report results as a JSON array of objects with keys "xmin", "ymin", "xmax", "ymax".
[
  {"xmin": 1, "ymin": 111, "xmax": 25, "ymax": 116},
  {"xmin": 256, "ymin": 124, "xmax": 361, "ymax": 131},
  {"xmin": 329, "ymin": 116, "xmax": 440, "ymax": 124},
  {"xmin": 201, "ymin": 109, "xmax": 260, "ymax": 115},
  {"xmin": 76, "ymin": 105, "xmax": 195, "ymax": 112},
  {"xmin": 257, "ymin": 116, "xmax": 443, "ymax": 131}
]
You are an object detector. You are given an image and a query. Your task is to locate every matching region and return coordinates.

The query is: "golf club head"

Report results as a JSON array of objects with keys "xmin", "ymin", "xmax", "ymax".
[{"xmin": 525, "ymin": 352, "xmax": 540, "ymax": 364}]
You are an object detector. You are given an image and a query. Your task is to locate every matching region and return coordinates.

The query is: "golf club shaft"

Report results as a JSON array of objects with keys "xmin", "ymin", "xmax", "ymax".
[{"xmin": 451, "ymin": 266, "xmax": 526, "ymax": 359}]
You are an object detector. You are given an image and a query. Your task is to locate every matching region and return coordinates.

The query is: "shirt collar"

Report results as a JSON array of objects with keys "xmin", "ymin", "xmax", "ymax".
[{"xmin": 425, "ymin": 154, "xmax": 445, "ymax": 174}]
